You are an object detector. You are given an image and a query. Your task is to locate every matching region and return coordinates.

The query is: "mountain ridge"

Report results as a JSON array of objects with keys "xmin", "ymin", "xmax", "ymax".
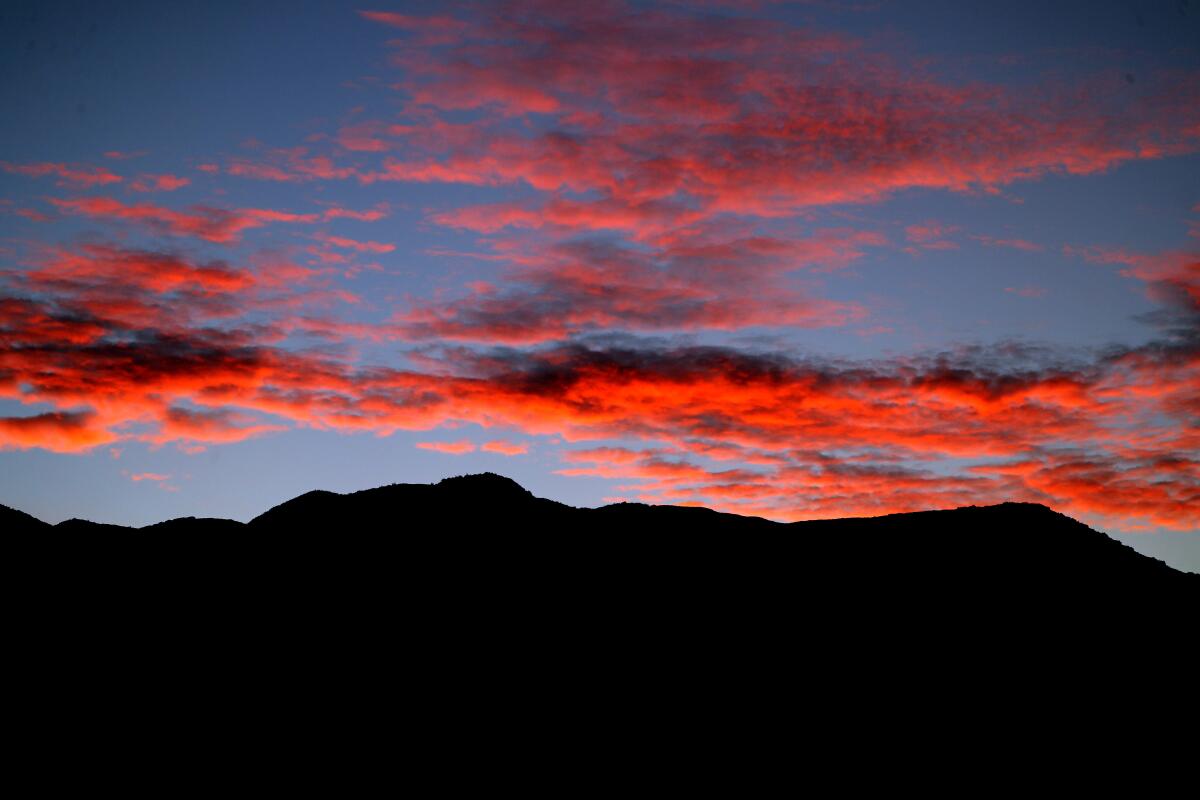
[{"xmin": 3, "ymin": 472, "xmax": 1193, "ymax": 585}]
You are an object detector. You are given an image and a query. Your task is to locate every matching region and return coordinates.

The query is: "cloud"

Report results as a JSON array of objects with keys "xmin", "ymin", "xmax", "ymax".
[
  {"xmin": 336, "ymin": 123, "xmax": 392, "ymax": 153},
  {"xmin": 2, "ymin": 242, "xmax": 1195, "ymax": 528},
  {"xmin": 223, "ymin": 147, "xmax": 356, "ymax": 183},
  {"xmin": 320, "ymin": 205, "xmax": 389, "ymax": 222},
  {"xmin": 49, "ymin": 197, "xmax": 261, "ymax": 243},
  {"xmin": 314, "ymin": 234, "xmax": 395, "ymax": 253},
  {"xmin": 975, "ymin": 235, "xmax": 1044, "ymax": 252},
  {"xmin": 349, "ymin": 2, "xmax": 1200, "ymax": 350},
  {"xmin": 394, "ymin": 230, "xmax": 877, "ymax": 342},
  {"xmin": 356, "ymin": 2, "xmax": 1200, "ymax": 224},
  {"xmin": 416, "ymin": 440, "xmax": 477, "ymax": 454},
  {"xmin": 358, "ymin": 9, "xmax": 471, "ymax": 45},
  {"xmin": 128, "ymin": 174, "xmax": 191, "ymax": 192},
  {"xmin": 906, "ymin": 222, "xmax": 960, "ymax": 250},
  {"xmin": 481, "ymin": 440, "xmax": 528, "ymax": 455},
  {"xmin": 1, "ymin": 3, "xmax": 1196, "ymax": 536},
  {"xmin": 2, "ymin": 161, "xmax": 123, "ymax": 188},
  {"xmin": 0, "ymin": 411, "xmax": 114, "ymax": 453},
  {"xmin": 47, "ymin": 197, "xmax": 323, "ymax": 243},
  {"xmin": 128, "ymin": 472, "xmax": 170, "ymax": 482},
  {"xmin": 1067, "ymin": 245, "xmax": 1200, "ymax": 331}
]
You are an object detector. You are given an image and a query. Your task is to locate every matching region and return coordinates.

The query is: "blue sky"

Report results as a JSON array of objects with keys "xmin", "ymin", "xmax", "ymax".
[{"xmin": 1, "ymin": 1, "xmax": 1197, "ymax": 569}]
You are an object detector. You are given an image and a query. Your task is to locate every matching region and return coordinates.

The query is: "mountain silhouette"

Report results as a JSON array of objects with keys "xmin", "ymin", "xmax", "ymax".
[
  {"xmin": 8, "ymin": 471, "xmax": 1193, "ymax": 732},
  {"xmin": 4, "ymin": 473, "xmax": 1193, "ymax": 595}
]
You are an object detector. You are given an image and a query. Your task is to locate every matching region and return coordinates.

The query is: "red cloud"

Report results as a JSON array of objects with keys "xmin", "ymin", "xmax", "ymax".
[
  {"xmin": 906, "ymin": 222, "xmax": 960, "ymax": 247},
  {"xmin": 1068, "ymin": 246, "xmax": 1200, "ymax": 313},
  {"xmin": 2, "ymin": 4, "xmax": 1197, "ymax": 537},
  {"xmin": 2, "ymin": 161, "xmax": 123, "ymax": 188},
  {"xmin": 128, "ymin": 174, "xmax": 191, "ymax": 192},
  {"xmin": 225, "ymin": 147, "xmax": 356, "ymax": 183},
  {"xmin": 321, "ymin": 205, "xmax": 389, "ymax": 221},
  {"xmin": 49, "ymin": 197, "xmax": 262, "ymax": 243},
  {"xmin": 2, "ymin": 250, "xmax": 1195, "ymax": 528},
  {"xmin": 3, "ymin": 244, "xmax": 342, "ymax": 342},
  {"xmin": 347, "ymin": 3, "xmax": 1200, "ymax": 351},
  {"xmin": 315, "ymin": 234, "xmax": 395, "ymax": 253},
  {"xmin": 0, "ymin": 411, "xmax": 115, "ymax": 453},
  {"xmin": 394, "ymin": 230, "xmax": 877, "ymax": 342},
  {"xmin": 48, "ymin": 197, "xmax": 323, "ymax": 243},
  {"xmin": 356, "ymin": 4, "xmax": 1200, "ymax": 227},
  {"xmin": 358, "ymin": 9, "xmax": 471, "ymax": 45}
]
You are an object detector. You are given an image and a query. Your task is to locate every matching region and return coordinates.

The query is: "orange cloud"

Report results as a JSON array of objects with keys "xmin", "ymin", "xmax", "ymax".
[
  {"xmin": 0, "ymin": 412, "xmax": 115, "ymax": 453},
  {"xmin": 2, "ymin": 265, "xmax": 1195, "ymax": 528},
  {"xmin": 481, "ymin": 440, "xmax": 529, "ymax": 455},
  {"xmin": 128, "ymin": 472, "xmax": 170, "ymax": 482},
  {"xmin": 416, "ymin": 440, "xmax": 477, "ymax": 454}
]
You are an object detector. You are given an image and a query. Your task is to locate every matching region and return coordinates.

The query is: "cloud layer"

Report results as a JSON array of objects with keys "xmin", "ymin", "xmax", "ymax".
[{"xmin": 1, "ymin": 1, "xmax": 1196, "ymax": 534}]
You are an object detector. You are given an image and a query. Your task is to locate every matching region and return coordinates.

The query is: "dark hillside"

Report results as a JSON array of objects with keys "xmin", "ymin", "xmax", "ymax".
[{"xmin": 4, "ymin": 474, "xmax": 1193, "ymax": 602}]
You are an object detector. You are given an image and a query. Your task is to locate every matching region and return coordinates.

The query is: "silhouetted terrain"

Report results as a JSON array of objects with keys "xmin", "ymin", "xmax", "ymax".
[
  {"xmin": 5, "ymin": 474, "xmax": 1193, "ymax": 595},
  {"xmin": 8, "ymin": 471, "xmax": 1194, "ymax": 735}
]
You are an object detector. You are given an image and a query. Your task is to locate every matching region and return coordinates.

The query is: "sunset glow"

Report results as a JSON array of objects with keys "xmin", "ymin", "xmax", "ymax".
[{"xmin": 1, "ymin": 1, "xmax": 1196, "ymax": 563}]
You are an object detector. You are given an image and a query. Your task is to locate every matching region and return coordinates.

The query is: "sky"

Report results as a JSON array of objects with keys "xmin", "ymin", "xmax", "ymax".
[{"xmin": 1, "ymin": 1, "xmax": 1197, "ymax": 570}]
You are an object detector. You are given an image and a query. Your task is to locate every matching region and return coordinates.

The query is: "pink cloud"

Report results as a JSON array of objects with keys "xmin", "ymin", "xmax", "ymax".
[
  {"xmin": 357, "ymin": 6, "xmax": 1200, "ymax": 221},
  {"xmin": 315, "ymin": 234, "xmax": 395, "ymax": 253},
  {"xmin": 416, "ymin": 440, "xmax": 477, "ymax": 454},
  {"xmin": 128, "ymin": 173, "xmax": 191, "ymax": 192},
  {"xmin": 321, "ymin": 205, "xmax": 389, "ymax": 222},
  {"xmin": 906, "ymin": 222, "xmax": 960, "ymax": 245},
  {"xmin": 49, "ymin": 196, "xmax": 322, "ymax": 243},
  {"xmin": 976, "ymin": 235, "xmax": 1044, "ymax": 252},
  {"xmin": 2, "ymin": 161, "xmax": 123, "ymax": 188},
  {"xmin": 128, "ymin": 472, "xmax": 170, "ymax": 482}
]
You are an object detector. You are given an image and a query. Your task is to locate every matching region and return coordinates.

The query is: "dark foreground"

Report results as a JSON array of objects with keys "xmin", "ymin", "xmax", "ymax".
[{"xmin": 5, "ymin": 472, "xmax": 1194, "ymax": 760}]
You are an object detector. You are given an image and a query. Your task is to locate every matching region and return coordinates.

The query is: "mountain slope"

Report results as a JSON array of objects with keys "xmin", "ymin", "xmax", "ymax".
[
  {"xmin": 262, "ymin": 476, "xmax": 1191, "ymax": 583},
  {"xmin": 3, "ymin": 474, "xmax": 1192, "ymax": 591},
  {"xmin": 6, "ymin": 469, "xmax": 1194, "ymax": 707}
]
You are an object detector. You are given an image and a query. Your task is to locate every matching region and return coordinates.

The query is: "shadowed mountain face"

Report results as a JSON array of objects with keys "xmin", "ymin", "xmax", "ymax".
[
  {"xmin": 4, "ymin": 474, "xmax": 1193, "ymax": 595},
  {"xmin": 7, "ymin": 471, "xmax": 1194, "ymax": 731}
]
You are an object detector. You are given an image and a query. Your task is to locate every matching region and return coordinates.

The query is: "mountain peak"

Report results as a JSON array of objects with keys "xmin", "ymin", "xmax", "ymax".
[{"xmin": 436, "ymin": 472, "xmax": 533, "ymax": 497}]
